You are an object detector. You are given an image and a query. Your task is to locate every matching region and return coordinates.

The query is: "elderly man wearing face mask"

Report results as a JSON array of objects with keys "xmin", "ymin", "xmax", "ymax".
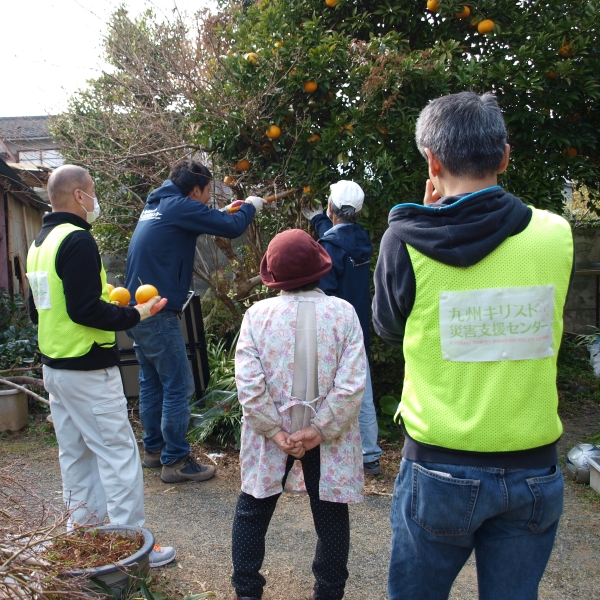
[{"xmin": 26, "ymin": 165, "xmax": 175, "ymax": 567}]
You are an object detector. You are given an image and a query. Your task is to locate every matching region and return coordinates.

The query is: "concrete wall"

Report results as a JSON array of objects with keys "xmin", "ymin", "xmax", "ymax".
[{"xmin": 564, "ymin": 227, "xmax": 600, "ymax": 333}]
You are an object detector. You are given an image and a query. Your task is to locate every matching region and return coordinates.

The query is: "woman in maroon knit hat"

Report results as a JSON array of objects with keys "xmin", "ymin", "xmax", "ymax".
[{"xmin": 231, "ymin": 229, "xmax": 367, "ymax": 600}]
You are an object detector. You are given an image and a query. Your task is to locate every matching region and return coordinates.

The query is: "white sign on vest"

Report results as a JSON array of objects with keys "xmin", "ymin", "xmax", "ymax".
[
  {"xmin": 439, "ymin": 285, "xmax": 555, "ymax": 362},
  {"xmin": 26, "ymin": 271, "xmax": 52, "ymax": 309}
]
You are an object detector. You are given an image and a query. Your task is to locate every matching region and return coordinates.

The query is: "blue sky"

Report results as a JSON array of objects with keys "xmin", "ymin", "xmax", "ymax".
[{"xmin": 1, "ymin": 0, "xmax": 210, "ymax": 117}]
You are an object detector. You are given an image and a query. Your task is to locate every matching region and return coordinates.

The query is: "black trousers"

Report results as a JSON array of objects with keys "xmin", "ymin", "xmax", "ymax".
[{"xmin": 231, "ymin": 446, "xmax": 350, "ymax": 599}]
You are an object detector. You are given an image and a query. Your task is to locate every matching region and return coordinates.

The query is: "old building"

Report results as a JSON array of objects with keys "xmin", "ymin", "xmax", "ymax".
[
  {"xmin": 0, "ymin": 116, "xmax": 63, "ymax": 169},
  {"xmin": 0, "ymin": 157, "xmax": 50, "ymax": 296}
]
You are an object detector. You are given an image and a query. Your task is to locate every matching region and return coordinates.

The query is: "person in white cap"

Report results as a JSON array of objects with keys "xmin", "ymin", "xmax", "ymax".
[{"xmin": 302, "ymin": 180, "xmax": 383, "ymax": 475}]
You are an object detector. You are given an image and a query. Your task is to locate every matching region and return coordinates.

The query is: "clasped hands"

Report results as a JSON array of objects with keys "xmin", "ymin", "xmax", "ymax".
[{"xmin": 270, "ymin": 426, "xmax": 324, "ymax": 459}]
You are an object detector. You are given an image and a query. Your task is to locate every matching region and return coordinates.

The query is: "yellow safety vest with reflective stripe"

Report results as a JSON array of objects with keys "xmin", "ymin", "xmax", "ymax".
[
  {"xmin": 26, "ymin": 223, "xmax": 115, "ymax": 359},
  {"xmin": 398, "ymin": 207, "xmax": 573, "ymax": 452}
]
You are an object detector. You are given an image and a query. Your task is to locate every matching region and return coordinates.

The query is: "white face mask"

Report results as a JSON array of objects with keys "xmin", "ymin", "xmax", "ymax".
[{"xmin": 80, "ymin": 190, "xmax": 101, "ymax": 224}]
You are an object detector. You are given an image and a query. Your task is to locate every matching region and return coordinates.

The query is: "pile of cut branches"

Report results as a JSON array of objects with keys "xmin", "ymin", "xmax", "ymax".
[{"xmin": 0, "ymin": 467, "xmax": 96, "ymax": 598}]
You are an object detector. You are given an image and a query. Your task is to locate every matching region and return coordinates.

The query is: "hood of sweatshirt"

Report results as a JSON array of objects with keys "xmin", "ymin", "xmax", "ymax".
[
  {"xmin": 387, "ymin": 186, "xmax": 532, "ymax": 268},
  {"xmin": 145, "ymin": 179, "xmax": 181, "ymax": 205},
  {"xmin": 320, "ymin": 223, "xmax": 373, "ymax": 264}
]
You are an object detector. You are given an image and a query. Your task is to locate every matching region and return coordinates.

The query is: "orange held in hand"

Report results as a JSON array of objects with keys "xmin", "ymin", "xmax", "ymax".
[
  {"xmin": 136, "ymin": 284, "xmax": 159, "ymax": 304},
  {"xmin": 106, "ymin": 283, "xmax": 115, "ymax": 294},
  {"xmin": 109, "ymin": 287, "xmax": 131, "ymax": 306}
]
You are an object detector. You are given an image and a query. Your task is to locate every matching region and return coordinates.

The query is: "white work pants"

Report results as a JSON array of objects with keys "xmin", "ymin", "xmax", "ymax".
[{"xmin": 43, "ymin": 365, "xmax": 145, "ymax": 527}]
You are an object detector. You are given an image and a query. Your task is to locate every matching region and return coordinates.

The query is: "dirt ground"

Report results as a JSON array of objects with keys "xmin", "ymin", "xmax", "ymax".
[{"xmin": 2, "ymin": 403, "xmax": 600, "ymax": 600}]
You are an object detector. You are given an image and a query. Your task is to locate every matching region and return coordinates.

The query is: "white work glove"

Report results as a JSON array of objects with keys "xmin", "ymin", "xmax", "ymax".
[
  {"xmin": 134, "ymin": 296, "xmax": 167, "ymax": 321},
  {"xmin": 302, "ymin": 204, "xmax": 323, "ymax": 221},
  {"xmin": 245, "ymin": 196, "xmax": 266, "ymax": 213}
]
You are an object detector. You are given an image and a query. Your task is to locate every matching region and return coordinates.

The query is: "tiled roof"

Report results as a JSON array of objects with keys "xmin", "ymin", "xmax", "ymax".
[{"xmin": 0, "ymin": 116, "xmax": 55, "ymax": 140}]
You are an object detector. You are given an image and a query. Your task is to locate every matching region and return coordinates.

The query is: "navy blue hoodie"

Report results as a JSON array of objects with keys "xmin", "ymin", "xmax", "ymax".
[
  {"xmin": 311, "ymin": 213, "xmax": 373, "ymax": 352},
  {"xmin": 125, "ymin": 180, "xmax": 255, "ymax": 311}
]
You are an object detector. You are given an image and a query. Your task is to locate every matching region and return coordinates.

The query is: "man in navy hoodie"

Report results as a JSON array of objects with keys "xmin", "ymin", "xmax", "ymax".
[
  {"xmin": 125, "ymin": 158, "xmax": 264, "ymax": 483},
  {"xmin": 303, "ymin": 180, "xmax": 382, "ymax": 475}
]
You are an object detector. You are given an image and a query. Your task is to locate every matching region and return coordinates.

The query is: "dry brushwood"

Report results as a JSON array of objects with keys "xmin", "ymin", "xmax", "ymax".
[{"xmin": 0, "ymin": 467, "xmax": 100, "ymax": 598}]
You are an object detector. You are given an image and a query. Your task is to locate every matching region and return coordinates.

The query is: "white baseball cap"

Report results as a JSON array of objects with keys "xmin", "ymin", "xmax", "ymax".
[{"xmin": 329, "ymin": 180, "xmax": 365, "ymax": 211}]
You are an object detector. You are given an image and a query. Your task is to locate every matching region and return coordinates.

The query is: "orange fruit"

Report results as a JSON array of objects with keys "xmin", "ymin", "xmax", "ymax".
[
  {"xmin": 307, "ymin": 133, "xmax": 321, "ymax": 143},
  {"xmin": 546, "ymin": 71, "xmax": 557, "ymax": 79},
  {"xmin": 106, "ymin": 283, "xmax": 115, "ymax": 294},
  {"xmin": 565, "ymin": 147, "xmax": 578, "ymax": 157},
  {"xmin": 244, "ymin": 52, "xmax": 259, "ymax": 64},
  {"xmin": 345, "ymin": 124, "xmax": 354, "ymax": 131},
  {"xmin": 135, "ymin": 284, "xmax": 159, "ymax": 304},
  {"xmin": 223, "ymin": 176, "xmax": 236, "ymax": 185},
  {"xmin": 290, "ymin": 67, "xmax": 297, "ymax": 75},
  {"xmin": 559, "ymin": 43, "xmax": 574, "ymax": 58},
  {"xmin": 427, "ymin": 0, "xmax": 438, "ymax": 12},
  {"xmin": 235, "ymin": 159, "xmax": 251, "ymax": 171},
  {"xmin": 456, "ymin": 6, "xmax": 470, "ymax": 18},
  {"xmin": 304, "ymin": 81, "xmax": 318, "ymax": 93},
  {"xmin": 303, "ymin": 185, "xmax": 311, "ymax": 193},
  {"xmin": 325, "ymin": 0, "xmax": 337, "ymax": 6},
  {"xmin": 379, "ymin": 125, "xmax": 388, "ymax": 135},
  {"xmin": 477, "ymin": 19, "xmax": 495, "ymax": 34},
  {"xmin": 109, "ymin": 287, "xmax": 131, "ymax": 307},
  {"xmin": 266, "ymin": 125, "xmax": 282, "ymax": 139},
  {"xmin": 274, "ymin": 41, "xmax": 283, "ymax": 48}
]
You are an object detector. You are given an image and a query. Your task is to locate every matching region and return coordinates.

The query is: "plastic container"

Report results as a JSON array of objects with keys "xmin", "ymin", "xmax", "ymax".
[
  {"xmin": 66, "ymin": 525, "xmax": 154, "ymax": 598},
  {"xmin": 589, "ymin": 457, "xmax": 600, "ymax": 494},
  {"xmin": 0, "ymin": 386, "xmax": 28, "ymax": 432},
  {"xmin": 190, "ymin": 390, "xmax": 237, "ymax": 427},
  {"xmin": 588, "ymin": 339, "xmax": 600, "ymax": 378}
]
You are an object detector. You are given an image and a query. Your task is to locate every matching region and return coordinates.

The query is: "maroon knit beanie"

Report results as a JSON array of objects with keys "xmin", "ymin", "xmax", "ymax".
[{"xmin": 260, "ymin": 229, "xmax": 332, "ymax": 291}]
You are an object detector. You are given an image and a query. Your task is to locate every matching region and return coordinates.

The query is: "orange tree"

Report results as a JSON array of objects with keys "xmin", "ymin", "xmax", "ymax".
[
  {"xmin": 195, "ymin": 0, "xmax": 599, "ymax": 404},
  {"xmin": 200, "ymin": 0, "xmax": 599, "ymax": 222}
]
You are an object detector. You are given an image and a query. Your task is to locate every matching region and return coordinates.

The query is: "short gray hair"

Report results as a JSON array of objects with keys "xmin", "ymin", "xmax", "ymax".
[
  {"xmin": 415, "ymin": 91, "xmax": 507, "ymax": 179},
  {"xmin": 330, "ymin": 201, "xmax": 359, "ymax": 224}
]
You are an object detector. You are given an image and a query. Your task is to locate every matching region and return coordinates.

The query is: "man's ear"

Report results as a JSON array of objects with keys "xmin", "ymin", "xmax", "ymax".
[
  {"xmin": 497, "ymin": 144, "xmax": 511, "ymax": 174},
  {"xmin": 424, "ymin": 148, "xmax": 442, "ymax": 178}
]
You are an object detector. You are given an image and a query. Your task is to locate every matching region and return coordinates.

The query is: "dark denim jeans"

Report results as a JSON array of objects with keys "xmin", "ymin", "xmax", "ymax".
[
  {"xmin": 387, "ymin": 459, "xmax": 564, "ymax": 600},
  {"xmin": 126, "ymin": 310, "xmax": 194, "ymax": 465}
]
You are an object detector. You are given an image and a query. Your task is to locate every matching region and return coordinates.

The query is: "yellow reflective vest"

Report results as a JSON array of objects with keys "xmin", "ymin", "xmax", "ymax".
[
  {"xmin": 26, "ymin": 223, "xmax": 115, "ymax": 359},
  {"xmin": 398, "ymin": 207, "xmax": 573, "ymax": 452}
]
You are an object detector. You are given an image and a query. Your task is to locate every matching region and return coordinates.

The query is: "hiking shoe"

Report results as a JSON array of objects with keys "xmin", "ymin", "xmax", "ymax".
[
  {"xmin": 363, "ymin": 459, "xmax": 382, "ymax": 476},
  {"xmin": 149, "ymin": 543, "xmax": 176, "ymax": 567},
  {"xmin": 161, "ymin": 455, "xmax": 216, "ymax": 483},
  {"xmin": 142, "ymin": 448, "xmax": 162, "ymax": 469}
]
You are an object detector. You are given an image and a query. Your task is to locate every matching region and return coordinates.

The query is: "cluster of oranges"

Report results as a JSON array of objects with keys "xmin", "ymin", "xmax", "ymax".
[
  {"xmin": 106, "ymin": 284, "xmax": 159, "ymax": 307},
  {"xmin": 231, "ymin": 55, "xmax": 325, "ymax": 175},
  {"xmin": 426, "ymin": 2, "xmax": 494, "ymax": 34}
]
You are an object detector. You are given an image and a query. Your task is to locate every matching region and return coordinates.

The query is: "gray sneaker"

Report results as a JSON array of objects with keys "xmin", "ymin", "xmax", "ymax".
[
  {"xmin": 161, "ymin": 455, "xmax": 216, "ymax": 483},
  {"xmin": 142, "ymin": 449, "xmax": 162, "ymax": 469},
  {"xmin": 149, "ymin": 543, "xmax": 176, "ymax": 567}
]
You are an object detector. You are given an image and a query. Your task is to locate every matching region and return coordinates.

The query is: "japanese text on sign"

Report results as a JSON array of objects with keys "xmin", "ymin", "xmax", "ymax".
[{"xmin": 439, "ymin": 285, "xmax": 555, "ymax": 362}]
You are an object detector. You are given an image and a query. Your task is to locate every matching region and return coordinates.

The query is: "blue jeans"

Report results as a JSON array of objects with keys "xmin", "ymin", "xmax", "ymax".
[
  {"xmin": 126, "ymin": 310, "xmax": 194, "ymax": 465},
  {"xmin": 388, "ymin": 459, "xmax": 563, "ymax": 600},
  {"xmin": 358, "ymin": 361, "xmax": 382, "ymax": 463}
]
